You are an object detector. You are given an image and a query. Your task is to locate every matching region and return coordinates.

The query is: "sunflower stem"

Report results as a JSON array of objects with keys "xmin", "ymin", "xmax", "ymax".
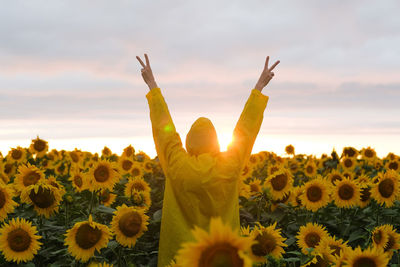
[{"xmin": 88, "ymin": 190, "xmax": 95, "ymax": 217}]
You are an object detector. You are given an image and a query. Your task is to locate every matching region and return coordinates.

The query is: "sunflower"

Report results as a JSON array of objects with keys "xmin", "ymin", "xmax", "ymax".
[
  {"xmin": 326, "ymin": 170, "xmax": 344, "ymax": 185},
  {"xmin": 304, "ymin": 160, "xmax": 318, "ymax": 178},
  {"xmin": 385, "ymin": 159, "xmax": 400, "ymax": 172},
  {"xmin": 248, "ymin": 179, "xmax": 263, "ymax": 196},
  {"xmin": 371, "ymin": 170, "xmax": 399, "ymax": 207},
  {"xmin": 14, "ymin": 164, "xmax": 45, "ymax": 193},
  {"xmin": 342, "ymin": 147, "xmax": 359, "ymax": 158},
  {"xmin": 270, "ymin": 192, "xmax": 291, "ymax": 212},
  {"xmin": 315, "ymin": 236, "xmax": 350, "ymax": 263},
  {"xmin": 118, "ymin": 156, "xmax": 135, "ymax": 175},
  {"xmin": 249, "ymin": 222, "xmax": 287, "ymax": 262},
  {"xmin": 68, "ymin": 149, "xmax": 84, "ymax": 168},
  {"xmin": 54, "ymin": 161, "xmax": 68, "ymax": 176},
  {"xmin": 0, "ymin": 184, "xmax": 18, "ymax": 221},
  {"xmin": 175, "ymin": 217, "xmax": 253, "ymax": 267},
  {"xmin": 371, "ymin": 225, "xmax": 391, "ymax": 250},
  {"xmin": 69, "ymin": 168, "xmax": 87, "ymax": 192},
  {"xmin": 124, "ymin": 177, "xmax": 151, "ymax": 196},
  {"xmin": 344, "ymin": 246, "xmax": 389, "ymax": 267},
  {"xmin": 265, "ymin": 168, "xmax": 293, "ymax": 200},
  {"xmin": 101, "ymin": 146, "xmax": 112, "ymax": 158},
  {"xmin": 287, "ymin": 160, "xmax": 299, "ymax": 174},
  {"xmin": 379, "ymin": 225, "xmax": 400, "ymax": 257},
  {"xmin": 86, "ymin": 160, "xmax": 119, "ymax": 191},
  {"xmin": 110, "ymin": 204, "xmax": 149, "ymax": 248},
  {"xmin": 341, "ymin": 157, "xmax": 357, "ymax": 172},
  {"xmin": 359, "ymin": 186, "xmax": 372, "ymax": 208},
  {"xmin": 267, "ymin": 164, "xmax": 280, "ymax": 177},
  {"xmin": 7, "ymin": 147, "xmax": 26, "ymax": 164},
  {"xmin": 20, "ymin": 181, "xmax": 62, "ymax": 218},
  {"xmin": 300, "ymin": 177, "xmax": 331, "ymax": 212},
  {"xmin": 130, "ymin": 189, "xmax": 152, "ymax": 210},
  {"xmin": 238, "ymin": 179, "xmax": 251, "ymax": 199},
  {"xmin": 333, "ymin": 177, "xmax": 360, "ymax": 208},
  {"xmin": 65, "ymin": 215, "xmax": 111, "ymax": 262},
  {"xmin": 3, "ymin": 162, "xmax": 16, "ymax": 178},
  {"xmin": 301, "ymin": 250, "xmax": 331, "ymax": 267},
  {"xmin": 290, "ymin": 186, "xmax": 304, "ymax": 208},
  {"xmin": 296, "ymin": 222, "xmax": 330, "ymax": 255},
  {"xmin": 99, "ymin": 189, "xmax": 116, "ymax": 207},
  {"xmin": 0, "ymin": 217, "xmax": 42, "ymax": 264},
  {"xmin": 29, "ymin": 136, "xmax": 48, "ymax": 158},
  {"xmin": 47, "ymin": 175, "xmax": 66, "ymax": 196},
  {"xmin": 141, "ymin": 159, "xmax": 153, "ymax": 173},
  {"xmin": 285, "ymin": 144, "xmax": 295, "ymax": 155},
  {"xmin": 361, "ymin": 147, "xmax": 377, "ymax": 163},
  {"xmin": 130, "ymin": 162, "xmax": 144, "ymax": 178},
  {"xmin": 122, "ymin": 145, "xmax": 135, "ymax": 159}
]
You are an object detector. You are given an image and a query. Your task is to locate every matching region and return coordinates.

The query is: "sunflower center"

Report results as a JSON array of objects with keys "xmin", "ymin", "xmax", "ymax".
[
  {"xmin": 29, "ymin": 186, "xmax": 55, "ymax": 208},
  {"xmin": 360, "ymin": 187, "xmax": 371, "ymax": 202},
  {"xmin": 94, "ymin": 165, "xmax": 110, "ymax": 182},
  {"xmin": 344, "ymin": 159, "xmax": 353, "ymax": 168},
  {"xmin": 306, "ymin": 165, "xmax": 313, "ymax": 174},
  {"xmin": 132, "ymin": 182, "xmax": 145, "ymax": 191},
  {"xmin": 23, "ymin": 171, "xmax": 41, "ymax": 187},
  {"xmin": 252, "ymin": 232, "xmax": 277, "ymax": 256},
  {"xmin": 75, "ymin": 223, "xmax": 102, "ymax": 249},
  {"xmin": 388, "ymin": 162, "xmax": 399, "ymax": 170},
  {"xmin": 0, "ymin": 190, "xmax": 5, "ymax": 209},
  {"xmin": 70, "ymin": 152, "xmax": 79, "ymax": 163},
  {"xmin": 353, "ymin": 257, "xmax": 376, "ymax": 267},
  {"xmin": 384, "ymin": 234, "xmax": 395, "ymax": 252},
  {"xmin": 7, "ymin": 228, "xmax": 32, "ymax": 252},
  {"xmin": 329, "ymin": 244, "xmax": 341, "ymax": 257},
  {"xmin": 11, "ymin": 149, "xmax": 23, "ymax": 160},
  {"xmin": 270, "ymin": 174, "xmax": 288, "ymax": 191},
  {"xmin": 199, "ymin": 242, "xmax": 243, "ymax": 267},
  {"xmin": 364, "ymin": 149, "xmax": 374, "ymax": 158},
  {"xmin": 338, "ymin": 184, "xmax": 354, "ymax": 200},
  {"xmin": 34, "ymin": 140, "xmax": 46, "ymax": 152},
  {"xmin": 307, "ymin": 185, "xmax": 322, "ymax": 202},
  {"xmin": 100, "ymin": 190, "xmax": 110, "ymax": 203},
  {"xmin": 330, "ymin": 174, "xmax": 342, "ymax": 184},
  {"xmin": 378, "ymin": 179, "xmax": 394, "ymax": 198},
  {"xmin": 74, "ymin": 175, "xmax": 83, "ymax": 188},
  {"xmin": 122, "ymin": 160, "xmax": 133, "ymax": 171},
  {"xmin": 345, "ymin": 148, "xmax": 356, "ymax": 157},
  {"xmin": 270, "ymin": 166, "xmax": 279, "ymax": 175},
  {"xmin": 373, "ymin": 230, "xmax": 383, "ymax": 245},
  {"xmin": 4, "ymin": 163, "xmax": 13, "ymax": 174},
  {"xmin": 305, "ymin": 232, "xmax": 321, "ymax": 248},
  {"xmin": 250, "ymin": 183, "xmax": 260, "ymax": 193},
  {"xmin": 125, "ymin": 147, "xmax": 134, "ymax": 157},
  {"xmin": 131, "ymin": 168, "xmax": 140, "ymax": 177},
  {"xmin": 118, "ymin": 211, "xmax": 142, "ymax": 237}
]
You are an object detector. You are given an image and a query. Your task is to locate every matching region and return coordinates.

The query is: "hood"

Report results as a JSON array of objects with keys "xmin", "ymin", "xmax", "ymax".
[{"xmin": 185, "ymin": 117, "xmax": 220, "ymax": 156}]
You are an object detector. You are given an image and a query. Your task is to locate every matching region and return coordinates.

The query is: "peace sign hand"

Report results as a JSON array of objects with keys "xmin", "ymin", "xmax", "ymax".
[
  {"xmin": 136, "ymin": 53, "xmax": 158, "ymax": 90},
  {"xmin": 254, "ymin": 56, "xmax": 280, "ymax": 92}
]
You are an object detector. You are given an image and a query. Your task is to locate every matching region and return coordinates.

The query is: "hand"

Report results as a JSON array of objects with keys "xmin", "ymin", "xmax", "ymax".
[
  {"xmin": 254, "ymin": 56, "xmax": 280, "ymax": 92},
  {"xmin": 136, "ymin": 53, "xmax": 158, "ymax": 90}
]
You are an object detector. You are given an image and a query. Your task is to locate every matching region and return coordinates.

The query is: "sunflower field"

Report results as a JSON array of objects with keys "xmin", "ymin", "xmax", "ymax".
[{"xmin": 0, "ymin": 137, "xmax": 400, "ymax": 267}]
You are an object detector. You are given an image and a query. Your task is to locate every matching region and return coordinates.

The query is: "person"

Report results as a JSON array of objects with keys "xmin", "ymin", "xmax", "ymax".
[{"xmin": 136, "ymin": 54, "xmax": 279, "ymax": 266}]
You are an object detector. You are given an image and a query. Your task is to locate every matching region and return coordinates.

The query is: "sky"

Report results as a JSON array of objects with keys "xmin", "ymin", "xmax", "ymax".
[{"xmin": 0, "ymin": 0, "xmax": 399, "ymax": 158}]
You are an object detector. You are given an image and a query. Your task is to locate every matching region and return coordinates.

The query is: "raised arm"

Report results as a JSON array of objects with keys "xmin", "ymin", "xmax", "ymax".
[
  {"xmin": 136, "ymin": 54, "xmax": 185, "ymax": 170},
  {"xmin": 227, "ymin": 56, "xmax": 280, "ymax": 164}
]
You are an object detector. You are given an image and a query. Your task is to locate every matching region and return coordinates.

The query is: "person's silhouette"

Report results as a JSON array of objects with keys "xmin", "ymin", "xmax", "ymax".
[{"xmin": 137, "ymin": 54, "xmax": 279, "ymax": 266}]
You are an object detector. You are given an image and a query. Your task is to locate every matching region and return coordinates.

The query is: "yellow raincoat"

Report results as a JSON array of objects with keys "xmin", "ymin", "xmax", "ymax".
[{"xmin": 146, "ymin": 87, "xmax": 269, "ymax": 266}]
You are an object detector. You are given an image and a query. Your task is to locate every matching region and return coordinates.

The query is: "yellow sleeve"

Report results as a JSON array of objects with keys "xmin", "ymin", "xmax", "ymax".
[
  {"xmin": 227, "ymin": 88, "xmax": 269, "ymax": 165},
  {"xmin": 146, "ymin": 87, "xmax": 186, "ymax": 171}
]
